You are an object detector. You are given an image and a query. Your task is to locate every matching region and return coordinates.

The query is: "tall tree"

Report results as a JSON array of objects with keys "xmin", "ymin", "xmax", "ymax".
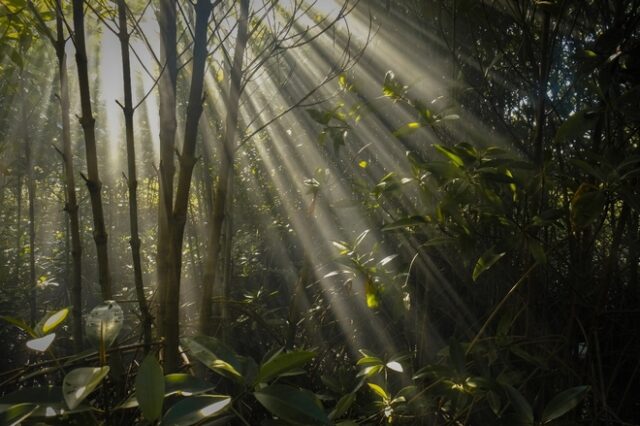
[
  {"xmin": 199, "ymin": 0, "xmax": 249, "ymax": 336},
  {"xmin": 72, "ymin": 0, "xmax": 112, "ymax": 300},
  {"xmin": 116, "ymin": 0, "xmax": 153, "ymax": 353},
  {"xmin": 156, "ymin": 0, "xmax": 177, "ymax": 366},
  {"xmin": 159, "ymin": 0, "xmax": 215, "ymax": 372}
]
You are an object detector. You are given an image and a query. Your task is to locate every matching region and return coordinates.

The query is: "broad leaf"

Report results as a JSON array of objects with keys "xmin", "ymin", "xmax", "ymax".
[
  {"xmin": 62, "ymin": 367, "xmax": 110, "ymax": 410},
  {"xmin": 257, "ymin": 350, "xmax": 316, "ymax": 383},
  {"xmin": 541, "ymin": 385, "xmax": 589, "ymax": 424},
  {"xmin": 38, "ymin": 307, "xmax": 69, "ymax": 334},
  {"xmin": 0, "ymin": 386, "xmax": 91, "ymax": 417},
  {"xmin": 119, "ymin": 374, "xmax": 215, "ymax": 409},
  {"xmin": 367, "ymin": 383, "xmax": 389, "ymax": 400},
  {"xmin": 393, "ymin": 122, "xmax": 423, "ymax": 137},
  {"xmin": 0, "ymin": 403, "xmax": 38, "ymax": 426},
  {"xmin": 1, "ymin": 316, "xmax": 36, "ymax": 337},
  {"xmin": 84, "ymin": 301, "xmax": 123, "ymax": 348},
  {"xmin": 385, "ymin": 361, "xmax": 403, "ymax": 373},
  {"xmin": 254, "ymin": 384, "xmax": 330, "ymax": 425},
  {"xmin": 504, "ymin": 384, "xmax": 534, "ymax": 425},
  {"xmin": 329, "ymin": 393, "xmax": 355, "ymax": 420},
  {"xmin": 381, "ymin": 216, "xmax": 430, "ymax": 231},
  {"xmin": 135, "ymin": 354, "xmax": 164, "ymax": 422},
  {"xmin": 162, "ymin": 395, "xmax": 231, "ymax": 426},
  {"xmin": 434, "ymin": 144, "xmax": 464, "ymax": 167},
  {"xmin": 26, "ymin": 333, "xmax": 55, "ymax": 352},
  {"xmin": 472, "ymin": 247, "xmax": 506, "ymax": 281},
  {"xmin": 181, "ymin": 336, "xmax": 243, "ymax": 381}
]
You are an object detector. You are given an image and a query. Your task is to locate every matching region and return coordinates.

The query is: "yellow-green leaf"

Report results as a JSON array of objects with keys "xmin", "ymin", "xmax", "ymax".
[
  {"xmin": 41, "ymin": 308, "xmax": 69, "ymax": 334},
  {"xmin": 367, "ymin": 383, "xmax": 389, "ymax": 400}
]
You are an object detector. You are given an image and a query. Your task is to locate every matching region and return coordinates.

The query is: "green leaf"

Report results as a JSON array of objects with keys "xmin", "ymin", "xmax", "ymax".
[
  {"xmin": 162, "ymin": 395, "xmax": 231, "ymax": 426},
  {"xmin": 472, "ymin": 247, "xmax": 506, "ymax": 281},
  {"xmin": 381, "ymin": 216, "xmax": 430, "ymax": 231},
  {"xmin": 0, "ymin": 403, "xmax": 38, "ymax": 426},
  {"xmin": 39, "ymin": 308, "xmax": 69, "ymax": 334},
  {"xmin": 382, "ymin": 70, "xmax": 407, "ymax": 101},
  {"xmin": 257, "ymin": 350, "xmax": 316, "ymax": 383},
  {"xmin": 356, "ymin": 364, "xmax": 383, "ymax": 378},
  {"xmin": 1, "ymin": 315, "xmax": 36, "ymax": 337},
  {"xmin": 182, "ymin": 336, "xmax": 243, "ymax": 381},
  {"xmin": 135, "ymin": 354, "xmax": 164, "ymax": 422},
  {"xmin": 365, "ymin": 280, "xmax": 379, "ymax": 309},
  {"xmin": 0, "ymin": 386, "xmax": 92, "ymax": 417},
  {"xmin": 504, "ymin": 384, "xmax": 534, "ymax": 425},
  {"xmin": 118, "ymin": 374, "xmax": 215, "ymax": 409},
  {"xmin": 164, "ymin": 373, "xmax": 215, "ymax": 396},
  {"xmin": 254, "ymin": 384, "xmax": 330, "ymax": 425},
  {"xmin": 541, "ymin": 386, "xmax": 589, "ymax": 424},
  {"xmin": 62, "ymin": 367, "xmax": 110, "ymax": 410},
  {"xmin": 367, "ymin": 383, "xmax": 389, "ymax": 400},
  {"xmin": 434, "ymin": 144, "xmax": 464, "ymax": 167},
  {"xmin": 356, "ymin": 356, "xmax": 383, "ymax": 366},
  {"xmin": 393, "ymin": 122, "xmax": 423, "ymax": 137},
  {"xmin": 329, "ymin": 393, "xmax": 355, "ymax": 420},
  {"xmin": 26, "ymin": 333, "xmax": 55, "ymax": 352}
]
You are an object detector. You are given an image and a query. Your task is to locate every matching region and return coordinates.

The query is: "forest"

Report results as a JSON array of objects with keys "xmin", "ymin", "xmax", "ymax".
[{"xmin": 0, "ymin": 0, "xmax": 639, "ymax": 424}]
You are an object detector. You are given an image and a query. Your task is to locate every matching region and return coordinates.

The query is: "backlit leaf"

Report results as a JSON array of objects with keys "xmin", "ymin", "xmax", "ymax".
[
  {"xmin": 542, "ymin": 386, "xmax": 589, "ymax": 424},
  {"xmin": 254, "ymin": 384, "xmax": 329, "ymax": 425},
  {"xmin": 84, "ymin": 301, "xmax": 123, "ymax": 348},
  {"xmin": 40, "ymin": 308, "xmax": 69, "ymax": 334},
  {"xmin": 0, "ymin": 403, "xmax": 38, "ymax": 426},
  {"xmin": 367, "ymin": 383, "xmax": 389, "ymax": 400},
  {"xmin": 26, "ymin": 333, "xmax": 55, "ymax": 352},
  {"xmin": 472, "ymin": 247, "xmax": 506, "ymax": 281},
  {"xmin": 135, "ymin": 354, "xmax": 164, "ymax": 422},
  {"xmin": 182, "ymin": 336, "xmax": 243, "ymax": 381},
  {"xmin": 385, "ymin": 361, "xmax": 403, "ymax": 373},
  {"xmin": 257, "ymin": 350, "xmax": 316, "ymax": 383},
  {"xmin": 62, "ymin": 367, "xmax": 110, "ymax": 410},
  {"xmin": 162, "ymin": 395, "xmax": 231, "ymax": 426}
]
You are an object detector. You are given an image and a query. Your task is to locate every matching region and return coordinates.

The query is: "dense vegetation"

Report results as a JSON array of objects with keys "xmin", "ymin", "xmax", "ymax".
[{"xmin": 0, "ymin": 0, "xmax": 639, "ymax": 424}]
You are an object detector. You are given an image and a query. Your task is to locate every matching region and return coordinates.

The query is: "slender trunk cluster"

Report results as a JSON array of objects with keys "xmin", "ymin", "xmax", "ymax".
[
  {"xmin": 55, "ymin": 0, "xmax": 83, "ymax": 352},
  {"xmin": 158, "ymin": 0, "xmax": 214, "ymax": 372},
  {"xmin": 72, "ymin": 0, "xmax": 112, "ymax": 301},
  {"xmin": 199, "ymin": 0, "xmax": 249, "ymax": 337},
  {"xmin": 117, "ymin": 0, "xmax": 153, "ymax": 353}
]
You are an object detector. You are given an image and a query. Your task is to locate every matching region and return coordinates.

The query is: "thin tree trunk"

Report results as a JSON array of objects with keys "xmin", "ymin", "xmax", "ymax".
[
  {"xmin": 56, "ymin": 0, "xmax": 83, "ymax": 352},
  {"xmin": 157, "ymin": 0, "xmax": 177, "ymax": 364},
  {"xmin": 162, "ymin": 0, "xmax": 213, "ymax": 371},
  {"xmin": 72, "ymin": 0, "xmax": 112, "ymax": 300},
  {"xmin": 199, "ymin": 0, "xmax": 249, "ymax": 336},
  {"xmin": 117, "ymin": 0, "xmax": 152, "ymax": 353}
]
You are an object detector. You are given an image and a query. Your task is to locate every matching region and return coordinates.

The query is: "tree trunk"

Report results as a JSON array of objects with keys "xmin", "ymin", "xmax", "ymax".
[
  {"xmin": 117, "ymin": 0, "xmax": 153, "ymax": 353},
  {"xmin": 72, "ymin": 0, "xmax": 112, "ymax": 301},
  {"xmin": 55, "ymin": 0, "xmax": 83, "ymax": 352},
  {"xmin": 199, "ymin": 0, "xmax": 249, "ymax": 336},
  {"xmin": 162, "ymin": 0, "xmax": 213, "ymax": 371},
  {"xmin": 156, "ymin": 0, "xmax": 177, "ymax": 366}
]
